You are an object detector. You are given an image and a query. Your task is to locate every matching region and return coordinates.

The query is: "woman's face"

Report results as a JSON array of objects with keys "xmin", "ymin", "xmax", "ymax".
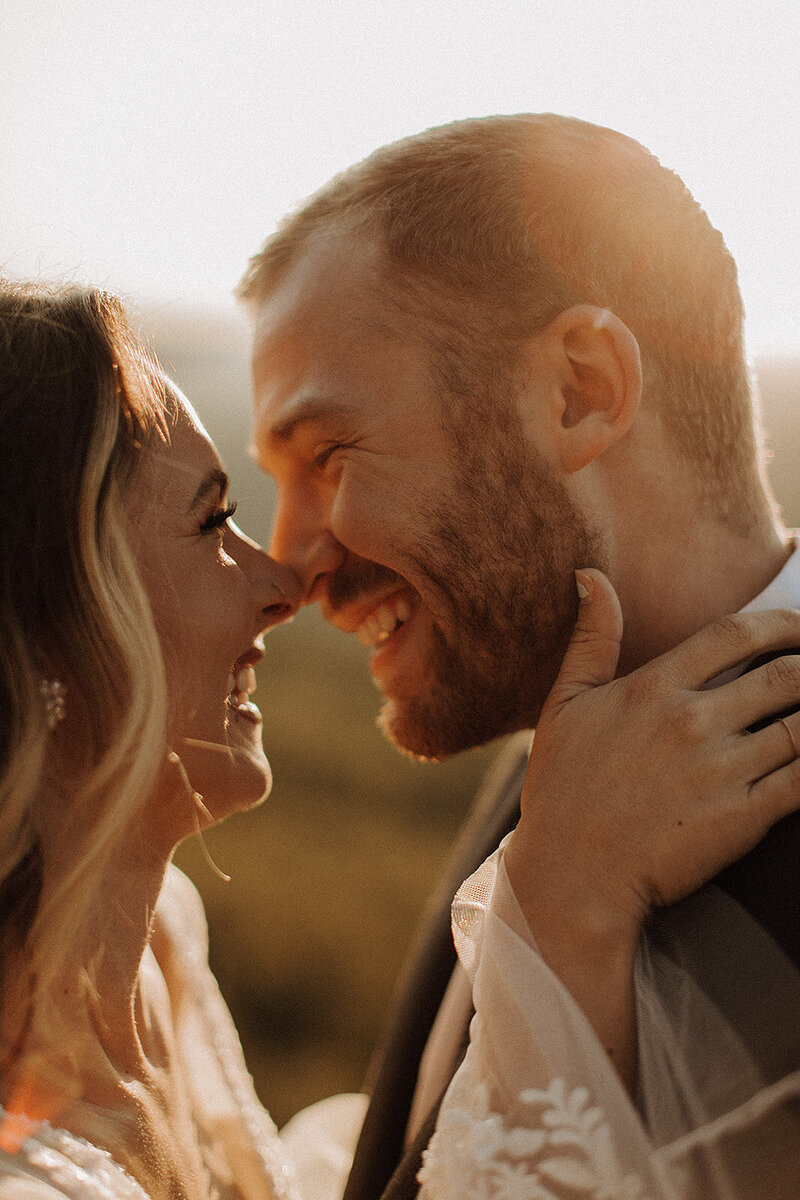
[{"xmin": 129, "ymin": 391, "xmax": 300, "ymax": 833}]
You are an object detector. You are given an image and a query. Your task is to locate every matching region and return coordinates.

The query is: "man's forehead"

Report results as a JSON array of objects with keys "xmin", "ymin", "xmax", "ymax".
[
  {"xmin": 250, "ymin": 308, "xmax": 365, "ymax": 444},
  {"xmin": 252, "ymin": 226, "xmax": 387, "ymax": 346},
  {"xmin": 250, "ymin": 238, "xmax": 418, "ymax": 437}
]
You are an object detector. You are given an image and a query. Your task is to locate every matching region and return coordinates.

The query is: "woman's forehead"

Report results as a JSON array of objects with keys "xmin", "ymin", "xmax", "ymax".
[
  {"xmin": 137, "ymin": 388, "xmax": 225, "ymax": 510},
  {"xmin": 163, "ymin": 379, "xmax": 211, "ymax": 443}
]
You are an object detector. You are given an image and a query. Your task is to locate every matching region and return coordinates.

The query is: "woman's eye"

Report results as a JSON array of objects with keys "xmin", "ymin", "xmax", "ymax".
[{"xmin": 199, "ymin": 500, "xmax": 238, "ymax": 535}]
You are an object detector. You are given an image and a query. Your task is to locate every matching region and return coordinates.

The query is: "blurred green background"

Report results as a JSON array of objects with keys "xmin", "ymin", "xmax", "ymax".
[{"xmin": 147, "ymin": 304, "xmax": 800, "ymax": 1127}]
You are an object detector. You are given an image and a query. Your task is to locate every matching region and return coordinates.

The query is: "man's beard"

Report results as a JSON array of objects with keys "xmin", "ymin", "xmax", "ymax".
[
  {"xmin": 327, "ymin": 415, "xmax": 606, "ymax": 760},
  {"xmin": 384, "ymin": 432, "xmax": 605, "ymax": 758}
]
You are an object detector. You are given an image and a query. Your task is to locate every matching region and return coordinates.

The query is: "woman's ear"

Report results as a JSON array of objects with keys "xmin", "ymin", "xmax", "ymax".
[{"xmin": 534, "ymin": 306, "xmax": 642, "ymax": 473}]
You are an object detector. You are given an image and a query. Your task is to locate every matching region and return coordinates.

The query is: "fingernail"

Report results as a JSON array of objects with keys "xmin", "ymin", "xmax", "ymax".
[{"xmin": 575, "ymin": 571, "xmax": 591, "ymax": 601}]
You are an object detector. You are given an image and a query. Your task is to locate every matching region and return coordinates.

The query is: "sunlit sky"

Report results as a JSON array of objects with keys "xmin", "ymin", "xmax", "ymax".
[{"xmin": 3, "ymin": 0, "xmax": 800, "ymax": 357}]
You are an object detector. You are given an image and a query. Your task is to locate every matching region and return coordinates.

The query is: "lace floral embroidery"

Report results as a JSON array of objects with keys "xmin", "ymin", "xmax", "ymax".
[
  {"xmin": 0, "ymin": 1112, "xmax": 151, "ymax": 1199},
  {"xmin": 418, "ymin": 1076, "xmax": 653, "ymax": 1200}
]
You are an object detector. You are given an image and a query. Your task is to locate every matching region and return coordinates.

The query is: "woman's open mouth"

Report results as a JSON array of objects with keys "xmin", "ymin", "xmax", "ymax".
[{"xmin": 226, "ymin": 665, "xmax": 261, "ymax": 724}]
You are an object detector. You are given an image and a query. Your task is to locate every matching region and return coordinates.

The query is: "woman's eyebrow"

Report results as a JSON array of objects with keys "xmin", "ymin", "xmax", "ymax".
[{"xmin": 189, "ymin": 468, "xmax": 229, "ymax": 512}]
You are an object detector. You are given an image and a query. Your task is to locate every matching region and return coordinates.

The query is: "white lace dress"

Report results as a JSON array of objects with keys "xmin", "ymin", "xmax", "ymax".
[
  {"xmin": 0, "ymin": 866, "xmax": 366, "ymax": 1200},
  {"xmin": 5, "ymin": 854, "xmax": 800, "ymax": 1200},
  {"xmin": 419, "ymin": 840, "xmax": 800, "ymax": 1200}
]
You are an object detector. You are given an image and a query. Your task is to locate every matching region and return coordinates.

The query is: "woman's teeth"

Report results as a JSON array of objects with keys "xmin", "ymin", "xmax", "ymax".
[
  {"xmin": 227, "ymin": 666, "xmax": 256, "ymax": 706},
  {"xmin": 356, "ymin": 595, "xmax": 413, "ymax": 648}
]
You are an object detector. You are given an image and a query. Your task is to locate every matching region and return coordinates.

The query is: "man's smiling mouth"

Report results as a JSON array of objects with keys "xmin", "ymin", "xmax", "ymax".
[{"xmin": 356, "ymin": 591, "xmax": 416, "ymax": 649}]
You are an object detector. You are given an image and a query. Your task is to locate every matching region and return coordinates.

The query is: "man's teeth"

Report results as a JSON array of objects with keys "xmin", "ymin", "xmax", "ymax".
[
  {"xmin": 227, "ymin": 666, "xmax": 256, "ymax": 704},
  {"xmin": 356, "ymin": 596, "xmax": 413, "ymax": 648}
]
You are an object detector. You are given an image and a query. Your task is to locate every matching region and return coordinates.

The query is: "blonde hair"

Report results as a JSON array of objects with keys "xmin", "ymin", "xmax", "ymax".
[
  {"xmin": 0, "ymin": 281, "xmax": 169, "ymax": 1057},
  {"xmin": 240, "ymin": 113, "xmax": 762, "ymax": 529}
]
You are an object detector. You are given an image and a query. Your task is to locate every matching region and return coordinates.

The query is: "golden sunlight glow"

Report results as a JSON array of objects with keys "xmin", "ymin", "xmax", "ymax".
[{"xmin": 1, "ymin": 0, "xmax": 799, "ymax": 357}]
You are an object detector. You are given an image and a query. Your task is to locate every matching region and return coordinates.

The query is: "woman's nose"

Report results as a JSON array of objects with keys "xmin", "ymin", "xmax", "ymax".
[{"xmin": 227, "ymin": 519, "xmax": 302, "ymax": 628}]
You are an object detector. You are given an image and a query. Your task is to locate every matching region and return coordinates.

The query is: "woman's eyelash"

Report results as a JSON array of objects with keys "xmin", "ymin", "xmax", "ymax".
[{"xmin": 199, "ymin": 500, "xmax": 238, "ymax": 534}]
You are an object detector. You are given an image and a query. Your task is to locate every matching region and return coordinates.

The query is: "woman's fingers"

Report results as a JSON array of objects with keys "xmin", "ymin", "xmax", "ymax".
[
  {"xmin": 690, "ymin": 651, "xmax": 800, "ymax": 784},
  {"xmin": 661, "ymin": 608, "xmax": 800, "ymax": 691},
  {"xmin": 739, "ymin": 711, "xmax": 800, "ymax": 783},
  {"xmin": 540, "ymin": 569, "xmax": 623, "ymax": 713},
  {"xmin": 709, "ymin": 652, "xmax": 800, "ymax": 733},
  {"xmin": 516, "ymin": 594, "xmax": 800, "ymax": 926},
  {"xmin": 747, "ymin": 751, "xmax": 800, "ymax": 829},
  {"xmin": 774, "ymin": 715, "xmax": 800, "ymax": 761}
]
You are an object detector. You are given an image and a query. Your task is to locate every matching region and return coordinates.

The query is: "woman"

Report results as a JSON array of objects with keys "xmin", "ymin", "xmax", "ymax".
[
  {"xmin": 0, "ymin": 280, "xmax": 317, "ymax": 1199},
  {"xmin": 1, "ymin": 278, "xmax": 800, "ymax": 1200}
]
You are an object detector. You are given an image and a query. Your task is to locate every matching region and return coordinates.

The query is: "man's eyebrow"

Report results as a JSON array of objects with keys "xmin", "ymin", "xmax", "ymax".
[
  {"xmin": 189, "ymin": 468, "xmax": 229, "ymax": 512},
  {"xmin": 269, "ymin": 398, "xmax": 359, "ymax": 443}
]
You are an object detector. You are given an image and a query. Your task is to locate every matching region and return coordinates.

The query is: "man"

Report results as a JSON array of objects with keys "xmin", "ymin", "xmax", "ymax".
[{"xmin": 239, "ymin": 115, "xmax": 800, "ymax": 1196}]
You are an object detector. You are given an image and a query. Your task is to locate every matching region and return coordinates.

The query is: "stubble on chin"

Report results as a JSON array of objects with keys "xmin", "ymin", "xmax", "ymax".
[
  {"xmin": 376, "ymin": 622, "xmax": 564, "ymax": 761},
  {"xmin": 375, "ymin": 449, "xmax": 605, "ymax": 759},
  {"xmin": 374, "ymin": 614, "xmax": 564, "ymax": 760}
]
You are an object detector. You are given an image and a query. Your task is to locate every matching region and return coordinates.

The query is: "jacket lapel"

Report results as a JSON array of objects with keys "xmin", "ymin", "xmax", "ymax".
[
  {"xmin": 714, "ymin": 650, "xmax": 800, "ymax": 966},
  {"xmin": 342, "ymin": 733, "xmax": 531, "ymax": 1200}
]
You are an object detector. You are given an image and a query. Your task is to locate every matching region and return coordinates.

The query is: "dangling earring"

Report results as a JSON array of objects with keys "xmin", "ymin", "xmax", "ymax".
[
  {"xmin": 40, "ymin": 679, "xmax": 67, "ymax": 730},
  {"xmin": 167, "ymin": 751, "xmax": 231, "ymax": 883}
]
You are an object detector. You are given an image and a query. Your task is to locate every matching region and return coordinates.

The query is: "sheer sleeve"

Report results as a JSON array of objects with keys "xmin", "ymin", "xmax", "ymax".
[{"xmin": 418, "ymin": 840, "xmax": 800, "ymax": 1200}]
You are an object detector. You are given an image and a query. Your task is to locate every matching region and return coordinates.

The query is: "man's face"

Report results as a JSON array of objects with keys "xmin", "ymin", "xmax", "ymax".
[{"xmin": 252, "ymin": 231, "xmax": 603, "ymax": 758}]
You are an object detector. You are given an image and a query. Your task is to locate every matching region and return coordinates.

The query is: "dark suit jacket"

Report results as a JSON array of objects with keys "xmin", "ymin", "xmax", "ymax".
[
  {"xmin": 342, "ymin": 733, "xmax": 532, "ymax": 1200},
  {"xmin": 343, "ymin": 681, "xmax": 800, "ymax": 1200}
]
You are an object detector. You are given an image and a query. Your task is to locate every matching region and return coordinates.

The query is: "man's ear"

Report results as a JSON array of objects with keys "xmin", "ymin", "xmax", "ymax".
[{"xmin": 532, "ymin": 305, "xmax": 642, "ymax": 473}]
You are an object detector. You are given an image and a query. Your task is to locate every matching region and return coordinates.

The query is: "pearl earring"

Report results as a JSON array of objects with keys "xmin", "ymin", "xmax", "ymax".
[{"xmin": 40, "ymin": 679, "xmax": 67, "ymax": 730}]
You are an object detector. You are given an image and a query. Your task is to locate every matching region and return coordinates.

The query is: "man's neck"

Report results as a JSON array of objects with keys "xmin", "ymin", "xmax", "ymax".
[{"xmin": 614, "ymin": 514, "xmax": 794, "ymax": 676}]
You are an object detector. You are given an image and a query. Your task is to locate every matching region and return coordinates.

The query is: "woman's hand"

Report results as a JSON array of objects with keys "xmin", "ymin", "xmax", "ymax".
[{"xmin": 504, "ymin": 568, "xmax": 800, "ymax": 1086}]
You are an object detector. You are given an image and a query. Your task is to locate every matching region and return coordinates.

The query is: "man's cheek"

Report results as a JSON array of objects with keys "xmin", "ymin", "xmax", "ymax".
[{"xmin": 332, "ymin": 495, "xmax": 405, "ymax": 562}]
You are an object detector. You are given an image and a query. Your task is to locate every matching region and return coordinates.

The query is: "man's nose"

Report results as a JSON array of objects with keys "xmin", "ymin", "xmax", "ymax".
[{"xmin": 269, "ymin": 499, "xmax": 347, "ymax": 604}]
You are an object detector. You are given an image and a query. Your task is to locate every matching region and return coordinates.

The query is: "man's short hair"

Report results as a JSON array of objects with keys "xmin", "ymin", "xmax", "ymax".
[{"xmin": 240, "ymin": 113, "xmax": 764, "ymax": 529}]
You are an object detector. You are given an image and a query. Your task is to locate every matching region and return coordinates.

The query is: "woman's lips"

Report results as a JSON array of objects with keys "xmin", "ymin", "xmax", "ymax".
[
  {"xmin": 226, "ymin": 697, "xmax": 262, "ymax": 725},
  {"xmin": 226, "ymin": 665, "xmax": 261, "ymax": 724}
]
